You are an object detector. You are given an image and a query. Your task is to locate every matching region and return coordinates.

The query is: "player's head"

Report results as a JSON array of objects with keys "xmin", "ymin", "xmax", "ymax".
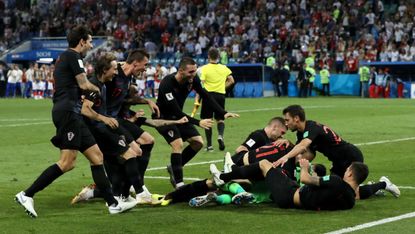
[
  {"xmin": 208, "ymin": 47, "xmax": 220, "ymax": 62},
  {"xmin": 283, "ymin": 105, "xmax": 306, "ymax": 132},
  {"xmin": 178, "ymin": 57, "xmax": 197, "ymax": 82},
  {"xmin": 67, "ymin": 25, "xmax": 93, "ymax": 57},
  {"xmin": 126, "ymin": 49, "xmax": 149, "ymax": 76},
  {"xmin": 345, "ymin": 162, "xmax": 369, "ymax": 185},
  {"xmin": 267, "ymin": 117, "xmax": 288, "ymax": 140},
  {"xmin": 96, "ymin": 53, "xmax": 118, "ymax": 82}
]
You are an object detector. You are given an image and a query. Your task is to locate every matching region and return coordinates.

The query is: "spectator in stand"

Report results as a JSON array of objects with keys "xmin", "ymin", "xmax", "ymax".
[
  {"xmin": 0, "ymin": 64, "xmax": 7, "ymax": 98},
  {"xmin": 345, "ymin": 55, "xmax": 358, "ymax": 74}
]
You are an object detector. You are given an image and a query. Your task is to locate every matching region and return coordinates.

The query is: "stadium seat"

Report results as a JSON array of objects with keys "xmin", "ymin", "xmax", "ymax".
[
  {"xmin": 243, "ymin": 82, "xmax": 255, "ymax": 97},
  {"xmin": 160, "ymin": 58, "xmax": 167, "ymax": 66},
  {"xmin": 233, "ymin": 82, "xmax": 245, "ymax": 97},
  {"xmin": 228, "ymin": 58, "xmax": 236, "ymax": 64},
  {"xmin": 152, "ymin": 58, "xmax": 160, "ymax": 65},
  {"xmin": 253, "ymin": 82, "xmax": 263, "ymax": 97},
  {"xmin": 167, "ymin": 57, "xmax": 175, "ymax": 65}
]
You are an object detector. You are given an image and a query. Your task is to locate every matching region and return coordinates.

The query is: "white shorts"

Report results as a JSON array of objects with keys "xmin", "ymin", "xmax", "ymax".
[
  {"xmin": 136, "ymin": 79, "xmax": 145, "ymax": 90},
  {"xmin": 154, "ymin": 80, "xmax": 160, "ymax": 90},
  {"xmin": 47, "ymin": 81, "xmax": 54, "ymax": 90},
  {"xmin": 38, "ymin": 81, "xmax": 46, "ymax": 90}
]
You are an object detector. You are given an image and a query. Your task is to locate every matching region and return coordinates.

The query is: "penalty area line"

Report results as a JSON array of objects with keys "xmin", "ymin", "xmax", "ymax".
[{"xmin": 325, "ymin": 211, "xmax": 415, "ymax": 234}]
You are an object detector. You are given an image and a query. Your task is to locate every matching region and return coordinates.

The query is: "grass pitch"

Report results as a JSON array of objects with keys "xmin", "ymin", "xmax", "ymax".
[{"xmin": 1, "ymin": 97, "xmax": 415, "ymax": 233}]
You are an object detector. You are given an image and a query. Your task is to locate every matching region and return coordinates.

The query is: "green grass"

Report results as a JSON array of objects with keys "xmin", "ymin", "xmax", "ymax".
[{"xmin": 1, "ymin": 97, "xmax": 415, "ymax": 233}]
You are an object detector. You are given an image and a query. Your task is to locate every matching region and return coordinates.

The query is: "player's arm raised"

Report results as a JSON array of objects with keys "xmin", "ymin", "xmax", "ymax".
[
  {"xmin": 299, "ymin": 159, "xmax": 320, "ymax": 186},
  {"xmin": 273, "ymin": 138, "xmax": 312, "ymax": 167}
]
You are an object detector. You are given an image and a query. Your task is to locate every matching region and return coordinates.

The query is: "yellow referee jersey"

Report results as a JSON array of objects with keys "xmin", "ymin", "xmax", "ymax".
[{"xmin": 200, "ymin": 63, "xmax": 232, "ymax": 94}]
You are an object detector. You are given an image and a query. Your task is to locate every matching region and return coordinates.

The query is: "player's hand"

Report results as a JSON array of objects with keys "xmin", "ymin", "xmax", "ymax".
[
  {"xmin": 177, "ymin": 116, "xmax": 188, "ymax": 124},
  {"xmin": 136, "ymin": 109, "xmax": 145, "ymax": 117},
  {"xmin": 274, "ymin": 139, "xmax": 290, "ymax": 147},
  {"xmin": 102, "ymin": 117, "xmax": 119, "ymax": 129},
  {"xmin": 299, "ymin": 158, "xmax": 310, "ymax": 169},
  {"xmin": 147, "ymin": 99, "xmax": 160, "ymax": 118},
  {"xmin": 199, "ymin": 119, "xmax": 213, "ymax": 130},
  {"xmin": 272, "ymin": 155, "xmax": 288, "ymax": 168},
  {"xmin": 224, "ymin": 112, "xmax": 239, "ymax": 119}
]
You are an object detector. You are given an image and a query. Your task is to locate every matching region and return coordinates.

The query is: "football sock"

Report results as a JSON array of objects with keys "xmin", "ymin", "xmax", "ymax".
[
  {"xmin": 231, "ymin": 151, "xmax": 247, "ymax": 166},
  {"xmin": 217, "ymin": 122, "xmax": 225, "ymax": 137},
  {"xmin": 228, "ymin": 182, "xmax": 246, "ymax": 194},
  {"xmin": 220, "ymin": 163, "xmax": 261, "ymax": 182},
  {"xmin": 216, "ymin": 194, "xmax": 232, "ymax": 205},
  {"xmin": 91, "ymin": 165, "xmax": 117, "ymax": 206},
  {"xmin": 171, "ymin": 153, "xmax": 183, "ymax": 183},
  {"xmin": 205, "ymin": 128, "xmax": 212, "ymax": 147},
  {"xmin": 24, "ymin": 164, "xmax": 63, "ymax": 197},
  {"xmin": 167, "ymin": 179, "xmax": 209, "ymax": 203},
  {"xmin": 137, "ymin": 143, "xmax": 154, "ymax": 183},
  {"xmin": 124, "ymin": 158, "xmax": 144, "ymax": 194},
  {"xmin": 359, "ymin": 182, "xmax": 387, "ymax": 199},
  {"xmin": 181, "ymin": 145, "xmax": 198, "ymax": 166}
]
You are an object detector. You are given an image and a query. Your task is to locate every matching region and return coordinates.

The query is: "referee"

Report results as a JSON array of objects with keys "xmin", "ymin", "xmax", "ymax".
[{"xmin": 199, "ymin": 47, "xmax": 234, "ymax": 151}]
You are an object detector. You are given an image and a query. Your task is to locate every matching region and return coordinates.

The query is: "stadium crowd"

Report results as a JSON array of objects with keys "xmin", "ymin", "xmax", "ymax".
[{"xmin": 1, "ymin": 0, "xmax": 415, "ymax": 71}]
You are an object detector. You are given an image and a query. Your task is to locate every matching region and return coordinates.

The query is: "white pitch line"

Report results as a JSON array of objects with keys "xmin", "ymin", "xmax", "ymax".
[
  {"xmin": 147, "ymin": 159, "xmax": 222, "ymax": 171},
  {"xmin": 0, "ymin": 121, "xmax": 51, "ymax": 127},
  {"xmin": 325, "ymin": 211, "xmax": 415, "ymax": 234},
  {"xmin": 229, "ymin": 105, "xmax": 333, "ymax": 113},
  {"xmin": 146, "ymin": 136, "xmax": 415, "ymax": 172},
  {"xmin": 0, "ymin": 118, "xmax": 49, "ymax": 121},
  {"xmin": 355, "ymin": 137, "xmax": 415, "ymax": 146}
]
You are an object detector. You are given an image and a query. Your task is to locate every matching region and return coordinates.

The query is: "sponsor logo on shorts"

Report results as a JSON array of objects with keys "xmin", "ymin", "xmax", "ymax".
[
  {"xmin": 67, "ymin": 132, "xmax": 75, "ymax": 141},
  {"xmin": 165, "ymin": 92, "xmax": 174, "ymax": 101},
  {"xmin": 168, "ymin": 130, "xmax": 174, "ymax": 138},
  {"xmin": 118, "ymin": 140, "xmax": 126, "ymax": 147}
]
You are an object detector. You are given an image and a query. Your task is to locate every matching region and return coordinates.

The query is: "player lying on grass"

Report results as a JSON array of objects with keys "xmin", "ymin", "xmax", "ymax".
[
  {"xmin": 273, "ymin": 105, "xmax": 400, "ymax": 199},
  {"xmin": 209, "ymin": 158, "xmax": 369, "ymax": 211}
]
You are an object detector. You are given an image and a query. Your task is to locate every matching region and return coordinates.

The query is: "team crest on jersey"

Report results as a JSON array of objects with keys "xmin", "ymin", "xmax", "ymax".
[
  {"xmin": 67, "ymin": 132, "xmax": 75, "ymax": 141},
  {"xmin": 118, "ymin": 139, "xmax": 126, "ymax": 147},
  {"xmin": 246, "ymin": 139, "xmax": 256, "ymax": 147},
  {"xmin": 303, "ymin": 131, "xmax": 309, "ymax": 138},
  {"xmin": 168, "ymin": 130, "xmax": 174, "ymax": 138},
  {"xmin": 166, "ymin": 92, "xmax": 174, "ymax": 101}
]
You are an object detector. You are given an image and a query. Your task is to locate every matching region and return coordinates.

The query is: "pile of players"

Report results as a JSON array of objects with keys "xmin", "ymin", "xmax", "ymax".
[{"xmin": 14, "ymin": 26, "xmax": 400, "ymax": 218}]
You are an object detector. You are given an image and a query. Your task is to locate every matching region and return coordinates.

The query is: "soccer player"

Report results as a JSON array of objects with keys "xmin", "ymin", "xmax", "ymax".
[
  {"xmin": 156, "ymin": 57, "xmax": 239, "ymax": 189},
  {"xmin": 15, "ymin": 26, "xmax": 136, "ymax": 218},
  {"xmin": 157, "ymin": 117, "xmax": 296, "ymax": 206},
  {"xmin": 198, "ymin": 47, "xmax": 235, "ymax": 151},
  {"xmin": 105, "ymin": 49, "xmax": 160, "ymax": 197},
  {"xmin": 210, "ymin": 159, "xmax": 369, "ymax": 211},
  {"xmin": 273, "ymin": 105, "xmax": 400, "ymax": 199}
]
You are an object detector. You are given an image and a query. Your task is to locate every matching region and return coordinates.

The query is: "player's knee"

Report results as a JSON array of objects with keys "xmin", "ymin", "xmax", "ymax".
[
  {"xmin": 190, "ymin": 140, "xmax": 203, "ymax": 150},
  {"xmin": 171, "ymin": 141, "xmax": 184, "ymax": 152},
  {"xmin": 58, "ymin": 157, "xmax": 76, "ymax": 172},
  {"xmin": 138, "ymin": 132, "xmax": 155, "ymax": 145}
]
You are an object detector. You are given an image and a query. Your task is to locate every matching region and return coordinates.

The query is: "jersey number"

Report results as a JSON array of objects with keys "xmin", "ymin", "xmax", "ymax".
[{"xmin": 323, "ymin": 126, "xmax": 342, "ymax": 144}]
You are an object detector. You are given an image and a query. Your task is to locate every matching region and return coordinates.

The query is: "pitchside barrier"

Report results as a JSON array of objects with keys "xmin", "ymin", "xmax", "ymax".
[{"xmin": 227, "ymin": 64, "xmax": 413, "ymax": 98}]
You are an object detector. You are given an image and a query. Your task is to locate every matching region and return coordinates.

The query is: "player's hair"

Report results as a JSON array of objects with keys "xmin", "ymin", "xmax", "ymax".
[
  {"xmin": 126, "ymin": 49, "xmax": 149, "ymax": 64},
  {"xmin": 268, "ymin": 117, "xmax": 286, "ymax": 126},
  {"xmin": 67, "ymin": 25, "xmax": 92, "ymax": 48},
  {"xmin": 349, "ymin": 162, "xmax": 369, "ymax": 184},
  {"xmin": 178, "ymin": 57, "xmax": 196, "ymax": 70},
  {"xmin": 283, "ymin": 105, "xmax": 306, "ymax": 121},
  {"xmin": 208, "ymin": 47, "xmax": 220, "ymax": 61},
  {"xmin": 95, "ymin": 53, "xmax": 117, "ymax": 77},
  {"xmin": 313, "ymin": 164, "xmax": 327, "ymax": 177}
]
